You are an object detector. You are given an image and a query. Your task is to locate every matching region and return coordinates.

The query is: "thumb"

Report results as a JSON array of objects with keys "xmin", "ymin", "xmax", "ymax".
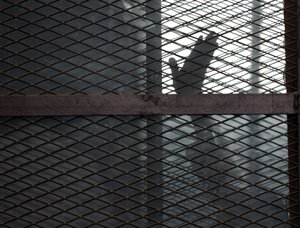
[{"xmin": 168, "ymin": 57, "xmax": 180, "ymax": 78}]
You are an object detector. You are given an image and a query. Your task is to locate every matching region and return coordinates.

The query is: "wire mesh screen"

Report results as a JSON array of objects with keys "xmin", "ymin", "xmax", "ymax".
[
  {"xmin": 0, "ymin": 115, "xmax": 294, "ymax": 227},
  {"xmin": 1, "ymin": 1, "xmax": 147, "ymax": 95},
  {"xmin": 0, "ymin": 0, "xmax": 288, "ymax": 95},
  {"xmin": 0, "ymin": 0, "xmax": 298, "ymax": 227},
  {"xmin": 161, "ymin": 0, "xmax": 286, "ymax": 94}
]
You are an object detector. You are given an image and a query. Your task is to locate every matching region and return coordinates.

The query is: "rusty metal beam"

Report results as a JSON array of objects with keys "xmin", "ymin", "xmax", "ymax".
[{"xmin": 0, "ymin": 94, "xmax": 297, "ymax": 116}]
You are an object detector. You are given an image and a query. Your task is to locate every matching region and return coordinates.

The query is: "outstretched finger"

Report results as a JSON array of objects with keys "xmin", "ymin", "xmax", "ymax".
[{"xmin": 205, "ymin": 31, "xmax": 218, "ymax": 45}]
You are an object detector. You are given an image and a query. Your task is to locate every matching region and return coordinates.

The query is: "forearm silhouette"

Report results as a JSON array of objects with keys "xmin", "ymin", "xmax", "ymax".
[
  {"xmin": 168, "ymin": 32, "xmax": 227, "ymax": 209},
  {"xmin": 168, "ymin": 31, "xmax": 219, "ymax": 142},
  {"xmin": 169, "ymin": 31, "xmax": 218, "ymax": 94}
]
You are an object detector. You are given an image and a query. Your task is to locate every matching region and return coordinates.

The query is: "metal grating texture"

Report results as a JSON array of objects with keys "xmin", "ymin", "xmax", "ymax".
[
  {"xmin": 0, "ymin": 115, "xmax": 295, "ymax": 227},
  {"xmin": 161, "ymin": 0, "xmax": 287, "ymax": 94},
  {"xmin": 0, "ymin": 0, "xmax": 148, "ymax": 95},
  {"xmin": 0, "ymin": 0, "xmax": 299, "ymax": 227},
  {"xmin": 0, "ymin": 0, "xmax": 288, "ymax": 95}
]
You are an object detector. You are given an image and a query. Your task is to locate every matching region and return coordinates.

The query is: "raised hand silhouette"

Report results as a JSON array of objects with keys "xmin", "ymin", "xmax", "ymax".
[
  {"xmin": 168, "ymin": 31, "xmax": 219, "ymax": 161},
  {"xmin": 168, "ymin": 32, "xmax": 228, "ymax": 218},
  {"xmin": 169, "ymin": 31, "xmax": 218, "ymax": 94}
]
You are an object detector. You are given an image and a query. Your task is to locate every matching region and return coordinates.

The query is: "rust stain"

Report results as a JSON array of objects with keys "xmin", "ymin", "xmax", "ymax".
[{"xmin": 139, "ymin": 94, "xmax": 161, "ymax": 106}]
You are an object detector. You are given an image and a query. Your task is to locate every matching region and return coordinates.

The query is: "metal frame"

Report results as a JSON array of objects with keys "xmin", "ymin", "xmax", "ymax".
[
  {"xmin": 145, "ymin": 1, "xmax": 163, "ymax": 226},
  {"xmin": 297, "ymin": 0, "xmax": 300, "ymax": 225},
  {"xmin": 0, "ymin": 0, "xmax": 299, "ymax": 226},
  {"xmin": 0, "ymin": 94, "xmax": 297, "ymax": 116}
]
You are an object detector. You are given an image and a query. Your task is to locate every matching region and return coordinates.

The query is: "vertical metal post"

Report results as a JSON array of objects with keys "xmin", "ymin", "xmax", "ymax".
[
  {"xmin": 250, "ymin": 0, "xmax": 262, "ymax": 93},
  {"xmin": 246, "ymin": 1, "xmax": 265, "ymax": 210},
  {"xmin": 285, "ymin": 0, "xmax": 300, "ymax": 226},
  {"xmin": 146, "ymin": 0, "xmax": 163, "ymax": 227},
  {"xmin": 297, "ymin": 0, "xmax": 300, "ymax": 225}
]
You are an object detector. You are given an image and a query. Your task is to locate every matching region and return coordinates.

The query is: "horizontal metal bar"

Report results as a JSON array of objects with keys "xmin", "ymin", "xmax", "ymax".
[{"xmin": 0, "ymin": 94, "xmax": 297, "ymax": 116}]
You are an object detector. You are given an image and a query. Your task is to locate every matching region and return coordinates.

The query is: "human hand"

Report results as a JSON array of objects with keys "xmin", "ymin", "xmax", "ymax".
[{"xmin": 169, "ymin": 31, "xmax": 218, "ymax": 93}]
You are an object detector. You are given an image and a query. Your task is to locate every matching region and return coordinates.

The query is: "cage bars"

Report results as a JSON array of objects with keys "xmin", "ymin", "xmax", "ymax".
[
  {"xmin": 0, "ymin": 94, "xmax": 297, "ymax": 116},
  {"xmin": 145, "ymin": 0, "xmax": 164, "ymax": 226},
  {"xmin": 0, "ymin": 0, "xmax": 299, "ymax": 226}
]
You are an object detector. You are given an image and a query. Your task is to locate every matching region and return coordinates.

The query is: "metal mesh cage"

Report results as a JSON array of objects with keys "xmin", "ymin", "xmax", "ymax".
[
  {"xmin": 0, "ymin": 0, "xmax": 299, "ymax": 227},
  {"xmin": 0, "ymin": 115, "xmax": 293, "ymax": 227},
  {"xmin": 0, "ymin": 0, "xmax": 290, "ymax": 95},
  {"xmin": 1, "ymin": 1, "xmax": 147, "ymax": 94}
]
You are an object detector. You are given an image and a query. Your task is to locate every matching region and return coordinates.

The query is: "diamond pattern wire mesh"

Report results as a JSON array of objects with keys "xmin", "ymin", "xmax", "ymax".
[
  {"xmin": 0, "ymin": 0, "xmax": 288, "ymax": 94},
  {"xmin": 0, "ymin": 116, "xmax": 149, "ymax": 227},
  {"xmin": 1, "ymin": 0, "xmax": 147, "ymax": 95},
  {"xmin": 161, "ymin": 0, "xmax": 286, "ymax": 94},
  {"xmin": 0, "ymin": 115, "xmax": 294, "ymax": 227},
  {"xmin": 284, "ymin": 0, "xmax": 298, "ymax": 93},
  {"xmin": 0, "ymin": 0, "xmax": 298, "ymax": 227}
]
